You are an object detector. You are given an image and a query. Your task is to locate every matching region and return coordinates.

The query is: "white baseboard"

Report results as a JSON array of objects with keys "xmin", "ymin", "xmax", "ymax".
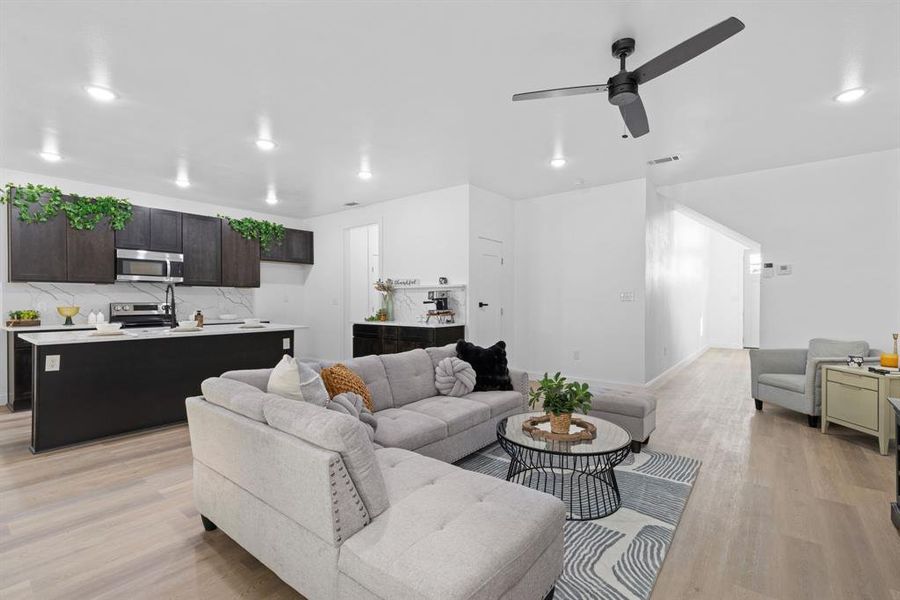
[
  {"xmin": 644, "ymin": 345, "xmax": 710, "ymax": 388},
  {"xmin": 0, "ymin": 391, "xmax": 8, "ymax": 406}
]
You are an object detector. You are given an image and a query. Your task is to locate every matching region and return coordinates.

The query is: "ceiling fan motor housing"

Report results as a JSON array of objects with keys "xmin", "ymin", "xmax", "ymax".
[{"xmin": 607, "ymin": 71, "xmax": 638, "ymax": 106}]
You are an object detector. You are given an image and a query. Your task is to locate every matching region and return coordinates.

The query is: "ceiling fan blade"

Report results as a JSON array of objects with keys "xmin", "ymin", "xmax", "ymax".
[
  {"xmin": 620, "ymin": 96, "xmax": 649, "ymax": 138},
  {"xmin": 632, "ymin": 17, "xmax": 745, "ymax": 85},
  {"xmin": 512, "ymin": 83, "xmax": 608, "ymax": 101}
]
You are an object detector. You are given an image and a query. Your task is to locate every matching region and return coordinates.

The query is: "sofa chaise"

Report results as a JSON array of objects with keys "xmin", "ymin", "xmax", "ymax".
[{"xmin": 187, "ymin": 346, "xmax": 565, "ymax": 600}]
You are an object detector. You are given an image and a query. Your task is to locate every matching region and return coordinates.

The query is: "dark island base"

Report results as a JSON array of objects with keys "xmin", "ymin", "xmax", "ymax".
[
  {"xmin": 892, "ymin": 502, "xmax": 900, "ymax": 532},
  {"xmin": 31, "ymin": 331, "xmax": 292, "ymax": 453}
]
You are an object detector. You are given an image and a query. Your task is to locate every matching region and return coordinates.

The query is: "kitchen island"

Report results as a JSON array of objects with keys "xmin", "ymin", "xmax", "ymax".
[{"xmin": 19, "ymin": 323, "xmax": 306, "ymax": 452}]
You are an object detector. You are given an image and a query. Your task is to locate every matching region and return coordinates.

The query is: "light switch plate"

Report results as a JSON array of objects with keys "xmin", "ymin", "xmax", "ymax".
[
  {"xmin": 619, "ymin": 291, "xmax": 635, "ymax": 302},
  {"xmin": 777, "ymin": 264, "xmax": 792, "ymax": 276},
  {"xmin": 45, "ymin": 355, "xmax": 60, "ymax": 371},
  {"xmin": 282, "ymin": 337, "xmax": 291, "ymax": 350}
]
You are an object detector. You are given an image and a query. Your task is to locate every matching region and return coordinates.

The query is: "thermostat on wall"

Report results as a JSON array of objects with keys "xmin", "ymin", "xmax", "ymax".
[
  {"xmin": 776, "ymin": 264, "xmax": 792, "ymax": 276},
  {"xmin": 762, "ymin": 263, "xmax": 775, "ymax": 278}
]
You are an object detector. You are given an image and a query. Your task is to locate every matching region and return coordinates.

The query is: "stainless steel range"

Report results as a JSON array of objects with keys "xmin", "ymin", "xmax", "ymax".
[{"xmin": 109, "ymin": 302, "xmax": 175, "ymax": 328}]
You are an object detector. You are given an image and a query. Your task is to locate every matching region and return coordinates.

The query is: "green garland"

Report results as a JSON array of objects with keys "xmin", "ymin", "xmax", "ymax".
[
  {"xmin": 2, "ymin": 183, "xmax": 133, "ymax": 231},
  {"xmin": 219, "ymin": 214, "xmax": 286, "ymax": 250}
]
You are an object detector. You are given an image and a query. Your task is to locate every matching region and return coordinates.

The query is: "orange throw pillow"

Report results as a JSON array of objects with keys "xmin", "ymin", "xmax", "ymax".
[{"xmin": 321, "ymin": 364, "xmax": 374, "ymax": 412}]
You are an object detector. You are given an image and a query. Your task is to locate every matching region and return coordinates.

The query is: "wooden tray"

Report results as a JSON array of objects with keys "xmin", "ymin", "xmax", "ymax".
[
  {"xmin": 5, "ymin": 319, "xmax": 41, "ymax": 328},
  {"xmin": 522, "ymin": 414, "xmax": 597, "ymax": 442}
]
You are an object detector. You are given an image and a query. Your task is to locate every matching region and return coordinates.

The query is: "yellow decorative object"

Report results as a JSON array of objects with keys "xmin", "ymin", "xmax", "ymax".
[
  {"xmin": 882, "ymin": 333, "xmax": 899, "ymax": 368},
  {"xmin": 56, "ymin": 305, "xmax": 80, "ymax": 326}
]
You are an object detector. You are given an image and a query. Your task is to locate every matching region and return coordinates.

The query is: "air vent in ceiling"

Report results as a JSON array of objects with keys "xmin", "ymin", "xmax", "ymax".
[
  {"xmin": 344, "ymin": 201, "xmax": 360, "ymax": 207},
  {"xmin": 647, "ymin": 154, "xmax": 681, "ymax": 166}
]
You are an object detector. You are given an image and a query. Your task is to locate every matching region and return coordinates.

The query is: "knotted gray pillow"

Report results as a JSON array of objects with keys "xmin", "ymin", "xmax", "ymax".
[{"xmin": 435, "ymin": 357, "xmax": 476, "ymax": 397}]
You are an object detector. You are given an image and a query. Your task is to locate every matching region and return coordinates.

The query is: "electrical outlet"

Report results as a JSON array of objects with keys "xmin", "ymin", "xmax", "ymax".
[
  {"xmin": 573, "ymin": 350, "xmax": 581, "ymax": 361},
  {"xmin": 45, "ymin": 355, "xmax": 60, "ymax": 372},
  {"xmin": 619, "ymin": 291, "xmax": 635, "ymax": 302},
  {"xmin": 282, "ymin": 337, "xmax": 291, "ymax": 350}
]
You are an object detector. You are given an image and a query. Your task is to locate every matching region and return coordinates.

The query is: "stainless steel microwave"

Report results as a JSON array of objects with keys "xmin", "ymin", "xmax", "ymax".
[{"xmin": 115, "ymin": 249, "xmax": 184, "ymax": 283}]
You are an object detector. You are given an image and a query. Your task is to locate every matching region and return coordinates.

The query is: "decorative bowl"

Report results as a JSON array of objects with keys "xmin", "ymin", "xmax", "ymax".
[
  {"xmin": 56, "ymin": 306, "xmax": 80, "ymax": 326},
  {"xmin": 178, "ymin": 320, "xmax": 199, "ymax": 329},
  {"xmin": 95, "ymin": 322, "xmax": 123, "ymax": 333}
]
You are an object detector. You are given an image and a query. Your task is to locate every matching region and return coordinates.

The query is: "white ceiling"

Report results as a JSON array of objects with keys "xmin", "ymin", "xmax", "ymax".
[{"xmin": 2, "ymin": 1, "xmax": 898, "ymax": 218}]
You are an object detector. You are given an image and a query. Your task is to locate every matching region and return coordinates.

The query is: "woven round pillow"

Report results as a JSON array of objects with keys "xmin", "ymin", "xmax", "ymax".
[{"xmin": 435, "ymin": 357, "xmax": 476, "ymax": 397}]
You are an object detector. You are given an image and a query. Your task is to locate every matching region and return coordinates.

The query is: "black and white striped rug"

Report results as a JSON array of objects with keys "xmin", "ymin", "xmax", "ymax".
[{"xmin": 455, "ymin": 443, "xmax": 700, "ymax": 600}]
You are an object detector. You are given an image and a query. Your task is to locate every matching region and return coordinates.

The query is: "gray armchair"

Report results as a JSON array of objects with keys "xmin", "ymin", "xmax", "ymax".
[{"xmin": 749, "ymin": 338, "xmax": 880, "ymax": 427}]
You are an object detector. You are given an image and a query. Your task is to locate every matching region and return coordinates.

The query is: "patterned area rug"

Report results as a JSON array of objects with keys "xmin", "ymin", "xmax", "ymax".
[{"xmin": 454, "ymin": 443, "xmax": 700, "ymax": 600}]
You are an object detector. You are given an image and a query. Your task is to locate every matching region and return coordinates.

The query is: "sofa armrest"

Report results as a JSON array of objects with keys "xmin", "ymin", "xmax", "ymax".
[
  {"xmin": 749, "ymin": 348, "xmax": 807, "ymax": 399},
  {"xmin": 221, "ymin": 368, "xmax": 273, "ymax": 391},
  {"xmin": 508, "ymin": 368, "xmax": 531, "ymax": 411}
]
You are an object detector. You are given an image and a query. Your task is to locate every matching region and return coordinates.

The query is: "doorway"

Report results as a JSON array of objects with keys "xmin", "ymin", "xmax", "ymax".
[
  {"xmin": 472, "ymin": 237, "xmax": 503, "ymax": 346},
  {"xmin": 344, "ymin": 223, "xmax": 380, "ymax": 357},
  {"xmin": 743, "ymin": 249, "xmax": 761, "ymax": 348}
]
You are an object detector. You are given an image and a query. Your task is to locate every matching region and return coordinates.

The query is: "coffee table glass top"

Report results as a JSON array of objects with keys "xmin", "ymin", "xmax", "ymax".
[{"xmin": 498, "ymin": 412, "xmax": 631, "ymax": 455}]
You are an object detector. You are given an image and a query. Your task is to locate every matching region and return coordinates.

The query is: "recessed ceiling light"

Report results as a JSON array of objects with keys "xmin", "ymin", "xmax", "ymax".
[
  {"xmin": 40, "ymin": 151, "xmax": 62, "ymax": 162},
  {"xmin": 834, "ymin": 88, "xmax": 867, "ymax": 103},
  {"xmin": 549, "ymin": 157, "xmax": 567, "ymax": 169},
  {"xmin": 358, "ymin": 170, "xmax": 373, "ymax": 180},
  {"xmin": 256, "ymin": 139, "xmax": 277, "ymax": 151},
  {"xmin": 84, "ymin": 85, "xmax": 117, "ymax": 102},
  {"xmin": 265, "ymin": 188, "xmax": 278, "ymax": 205},
  {"xmin": 175, "ymin": 176, "xmax": 190, "ymax": 188}
]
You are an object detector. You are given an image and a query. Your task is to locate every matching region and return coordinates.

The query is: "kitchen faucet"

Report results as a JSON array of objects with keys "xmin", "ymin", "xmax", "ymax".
[{"xmin": 164, "ymin": 284, "xmax": 177, "ymax": 328}]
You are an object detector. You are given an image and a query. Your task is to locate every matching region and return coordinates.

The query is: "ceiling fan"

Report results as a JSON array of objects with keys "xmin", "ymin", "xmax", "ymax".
[{"xmin": 512, "ymin": 17, "xmax": 745, "ymax": 138}]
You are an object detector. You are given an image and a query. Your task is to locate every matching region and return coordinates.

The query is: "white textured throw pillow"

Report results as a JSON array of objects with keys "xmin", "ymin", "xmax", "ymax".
[
  {"xmin": 435, "ymin": 357, "xmax": 476, "ymax": 397},
  {"xmin": 267, "ymin": 355, "xmax": 303, "ymax": 401}
]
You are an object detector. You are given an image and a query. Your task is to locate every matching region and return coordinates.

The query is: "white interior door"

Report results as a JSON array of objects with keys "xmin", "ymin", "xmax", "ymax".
[
  {"xmin": 472, "ymin": 237, "xmax": 502, "ymax": 345},
  {"xmin": 344, "ymin": 223, "xmax": 380, "ymax": 357}
]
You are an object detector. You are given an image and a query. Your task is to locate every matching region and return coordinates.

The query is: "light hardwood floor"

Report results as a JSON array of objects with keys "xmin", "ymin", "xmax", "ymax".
[{"xmin": 1, "ymin": 349, "xmax": 897, "ymax": 599}]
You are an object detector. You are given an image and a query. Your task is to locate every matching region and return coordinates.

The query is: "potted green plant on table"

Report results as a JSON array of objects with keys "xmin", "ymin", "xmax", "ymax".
[{"xmin": 529, "ymin": 372, "xmax": 593, "ymax": 434}]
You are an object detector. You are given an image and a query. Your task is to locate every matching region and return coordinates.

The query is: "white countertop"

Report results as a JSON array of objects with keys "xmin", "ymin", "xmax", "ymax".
[
  {"xmin": 17, "ymin": 323, "xmax": 308, "ymax": 346},
  {"xmin": 353, "ymin": 320, "xmax": 465, "ymax": 329},
  {"xmin": 3, "ymin": 319, "xmax": 264, "ymax": 333}
]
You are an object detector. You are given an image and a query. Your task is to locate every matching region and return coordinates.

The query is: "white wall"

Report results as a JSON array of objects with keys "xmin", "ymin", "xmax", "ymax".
[
  {"xmin": 296, "ymin": 185, "xmax": 470, "ymax": 361},
  {"xmin": 0, "ymin": 168, "xmax": 309, "ymax": 404},
  {"xmin": 514, "ymin": 179, "xmax": 647, "ymax": 386},
  {"xmin": 468, "ymin": 186, "xmax": 516, "ymax": 355},
  {"xmin": 659, "ymin": 149, "xmax": 900, "ymax": 350}
]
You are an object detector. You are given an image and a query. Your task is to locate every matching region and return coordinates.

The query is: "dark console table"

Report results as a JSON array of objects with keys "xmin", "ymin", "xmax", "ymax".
[
  {"xmin": 352, "ymin": 323, "xmax": 464, "ymax": 357},
  {"xmin": 890, "ymin": 397, "xmax": 900, "ymax": 532}
]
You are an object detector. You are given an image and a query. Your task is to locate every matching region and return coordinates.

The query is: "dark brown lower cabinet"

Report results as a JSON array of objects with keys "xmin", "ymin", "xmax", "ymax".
[{"xmin": 352, "ymin": 324, "xmax": 465, "ymax": 357}]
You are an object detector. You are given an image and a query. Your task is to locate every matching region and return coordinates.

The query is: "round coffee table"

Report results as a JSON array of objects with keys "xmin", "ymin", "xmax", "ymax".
[{"xmin": 497, "ymin": 412, "xmax": 632, "ymax": 520}]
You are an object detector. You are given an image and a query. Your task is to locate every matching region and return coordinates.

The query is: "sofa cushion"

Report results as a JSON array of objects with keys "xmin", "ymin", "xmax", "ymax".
[
  {"xmin": 807, "ymin": 338, "xmax": 869, "ymax": 360},
  {"xmin": 264, "ymin": 397, "xmax": 389, "ymax": 519},
  {"xmin": 321, "ymin": 363, "xmax": 374, "ymax": 411},
  {"xmin": 758, "ymin": 373, "xmax": 806, "ymax": 394},
  {"xmin": 340, "ymin": 447, "xmax": 566, "ymax": 600},
  {"xmin": 403, "ymin": 396, "xmax": 491, "ymax": 436},
  {"xmin": 591, "ymin": 388, "xmax": 658, "ymax": 418},
  {"xmin": 341, "ymin": 355, "xmax": 395, "ymax": 412},
  {"xmin": 456, "ymin": 340, "xmax": 513, "ymax": 392},
  {"xmin": 464, "ymin": 390, "xmax": 522, "ymax": 418},
  {"xmin": 425, "ymin": 343, "xmax": 457, "ymax": 369},
  {"xmin": 201, "ymin": 377, "xmax": 274, "ymax": 422},
  {"xmin": 373, "ymin": 408, "xmax": 447, "ymax": 450},
  {"xmin": 380, "ymin": 349, "xmax": 439, "ymax": 407}
]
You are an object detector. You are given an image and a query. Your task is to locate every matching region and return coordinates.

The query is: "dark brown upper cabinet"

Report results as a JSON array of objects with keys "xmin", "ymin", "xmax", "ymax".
[
  {"xmin": 67, "ymin": 219, "xmax": 115, "ymax": 283},
  {"xmin": 115, "ymin": 206, "xmax": 181, "ymax": 253},
  {"xmin": 149, "ymin": 209, "xmax": 182, "ymax": 253},
  {"xmin": 7, "ymin": 200, "xmax": 68, "ymax": 282},
  {"xmin": 114, "ymin": 206, "xmax": 151, "ymax": 249},
  {"xmin": 261, "ymin": 228, "xmax": 314, "ymax": 264},
  {"xmin": 181, "ymin": 214, "xmax": 221, "ymax": 286},
  {"xmin": 221, "ymin": 221, "xmax": 260, "ymax": 288}
]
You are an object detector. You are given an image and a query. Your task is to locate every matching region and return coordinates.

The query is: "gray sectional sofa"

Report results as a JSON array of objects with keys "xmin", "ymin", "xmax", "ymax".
[{"xmin": 186, "ymin": 345, "xmax": 564, "ymax": 600}]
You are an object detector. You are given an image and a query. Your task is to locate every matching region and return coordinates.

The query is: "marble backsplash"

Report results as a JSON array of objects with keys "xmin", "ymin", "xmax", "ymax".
[
  {"xmin": 2, "ymin": 281, "xmax": 255, "ymax": 326},
  {"xmin": 390, "ymin": 287, "xmax": 467, "ymax": 324}
]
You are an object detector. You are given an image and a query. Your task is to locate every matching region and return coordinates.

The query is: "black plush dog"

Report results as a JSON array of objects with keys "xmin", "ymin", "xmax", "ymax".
[{"xmin": 456, "ymin": 340, "xmax": 513, "ymax": 392}]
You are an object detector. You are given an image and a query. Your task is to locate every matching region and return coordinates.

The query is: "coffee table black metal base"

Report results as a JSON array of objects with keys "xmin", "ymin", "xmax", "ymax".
[{"xmin": 497, "ymin": 435, "xmax": 631, "ymax": 520}]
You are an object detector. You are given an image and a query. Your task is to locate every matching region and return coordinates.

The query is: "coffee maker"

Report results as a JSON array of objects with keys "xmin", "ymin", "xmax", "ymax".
[{"xmin": 424, "ymin": 290, "xmax": 450, "ymax": 311}]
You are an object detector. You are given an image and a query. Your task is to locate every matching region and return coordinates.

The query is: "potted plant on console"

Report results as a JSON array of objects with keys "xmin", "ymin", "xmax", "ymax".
[{"xmin": 529, "ymin": 372, "xmax": 593, "ymax": 434}]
